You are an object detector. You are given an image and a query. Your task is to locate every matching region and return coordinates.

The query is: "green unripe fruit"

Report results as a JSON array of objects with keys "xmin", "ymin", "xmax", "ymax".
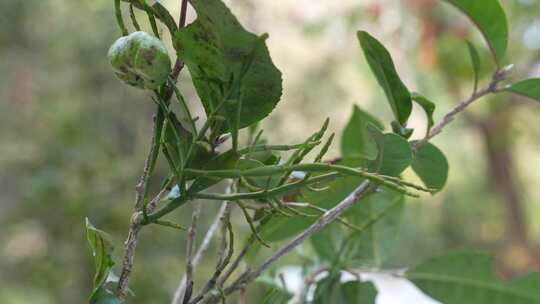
[{"xmin": 107, "ymin": 31, "xmax": 171, "ymax": 90}]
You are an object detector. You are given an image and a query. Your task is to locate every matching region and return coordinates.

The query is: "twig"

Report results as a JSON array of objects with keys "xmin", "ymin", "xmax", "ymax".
[
  {"xmin": 414, "ymin": 66, "xmax": 512, "ymax": 149},
  {"xmin": 116, "ymin": 217, "xmax": 142, "ymax": 300},
  {"xmin": 188, "ymin": 203, "xmax": 234, "ymax": 304},
  {"xmin": 179, "ymin": 0, "xmax": 189, "ymax": 28},
  {"xmin": 182, "ymin": 202, "xmax": 203, "ymax": 304},
  {"xmin": 172, "ymin": 201, "xmax": 231, "ymax": 304}
]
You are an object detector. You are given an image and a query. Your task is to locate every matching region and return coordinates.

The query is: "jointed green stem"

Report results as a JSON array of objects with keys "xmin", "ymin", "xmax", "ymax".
[{"xmin": 184, "ymin": 163, "xmax": 423, "ymax": 195}]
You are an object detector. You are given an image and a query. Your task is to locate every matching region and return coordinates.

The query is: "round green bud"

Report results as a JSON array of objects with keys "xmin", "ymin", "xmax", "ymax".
[{"xmin": 107, "ymin": 31, "xmax": 171, "ymax": 90}]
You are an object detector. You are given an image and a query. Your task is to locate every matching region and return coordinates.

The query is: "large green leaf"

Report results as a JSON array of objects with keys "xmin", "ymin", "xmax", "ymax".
[
  {"xmin": 174, "ymin": 0, "xmax": 282, "ymax": 130},
  {"xmin": 444, "ymin": 0, "xmax": 508, "ymax": 65},
  {"xmin": 407, "ymin": 251, "xmax": 540, "ymax": 304},
  {"xmin": 411, "ymin": 142, "xmax": 449, "ymax": 192},
  {"xmin": 341, "ymin": 105, "xmax": 384, "ymax": 161},
  {"xmin": 357, "ymin": 31, "xmax": 412, "ymax": 126},
  {"xmin": 343, "ymin": 187, "xmax": 404, "ymax": 266},
  {"xmin": 505, "ymin": 78, "xmax": 540, "ymax": 102},
  {"xmin": 85, "ymin": 218, "xmax": 115, "ymax": 299}
]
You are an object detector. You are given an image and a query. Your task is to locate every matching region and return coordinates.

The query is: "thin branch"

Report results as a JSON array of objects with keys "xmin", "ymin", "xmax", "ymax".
[
  {"xmin": 117, "ymin": 220, "xmax": 142, "ymax": 300},
  {"xmin": 216, "ymin": 215, "xmax": 272, "ymax": 288},
  {"xmin": 414, "ymin": 66, "xmax": 512, "ymax": 149},
  {"xmin": 182, "ymin": 202, "xmax": 203, "ymax": 304},
  {"xmin": 179, "ymin": 0, "xmax": 189, "ymax": 28},
  {"xmin": 172, "ymin": 201, "xmax": 231, "ymax": 304},
  {"xmin": 188, "ymin": 203, "xmax": 234, "ymax": 304}
]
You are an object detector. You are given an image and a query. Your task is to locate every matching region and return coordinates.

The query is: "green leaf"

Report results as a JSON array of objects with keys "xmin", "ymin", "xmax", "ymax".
[
  {"xmin": 85, "ymin": 219, "xmax": 115, "ymax": 299},
  {"xmin": 411, "ymin": 93, "xmax": 436, "ymax": 134},
  {"xmin": 344, "ymin": 187, "xmax": 404, "ymax": 266},
  {"xmin": 311, "ymin": 223, "xmax": 346, "ymax": 262},
  {"xmin": 174, "ymin": 0, "xmax": 282, "ymax": 131},
  {"xmin": 357, "ymin": 31, "xmax": 412, "ymax": 126},
  {"xmin": 407, "ymin": 251, "xmax": 540, "ymax": 304},
  {"xmin": 369, "ymin": 132, "xmax": 412, "ymax": 177},
  {"xmin": 505, "ymin": 78, "xmax": 540, "ymax": 102},
  {"xmin": 444, "ymin": 0, "xmax": 508, "ymax": 65},
  {"xmin": 411, "ymin": 142, "xmax": 449, "ymax": 192},
  {"xmin": 341, "ymin": 105, "xmax": 384, "ymax": 161},
  {"xmin": 340, "ymin": 281, "xmax": 378, "ymax": 304},
  {"xmin": 466, "ymin": 40, "xmax": 481, "ymax": 92}
]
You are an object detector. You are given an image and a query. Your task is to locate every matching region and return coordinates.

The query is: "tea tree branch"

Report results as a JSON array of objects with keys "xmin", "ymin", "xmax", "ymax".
[{"xmin": 414, "ymin": 66, "xmax": 512, "ymax": 149}]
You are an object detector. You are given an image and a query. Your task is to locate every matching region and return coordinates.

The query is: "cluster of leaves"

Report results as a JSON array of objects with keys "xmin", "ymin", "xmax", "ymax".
[{"xmin": 86, "ymin": 0, "xmax": 540, "ymax": 303}]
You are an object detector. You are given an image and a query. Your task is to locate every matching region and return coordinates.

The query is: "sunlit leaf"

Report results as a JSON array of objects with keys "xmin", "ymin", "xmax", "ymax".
[
  {"xmin": 411, "ymin": 142, "xmax": 449, "ymax": 192},
  {"xmin": 505, "ymin": 78, "xmax": 540, "ymax": 102},
  {"xmin": 444, "ymin": 0, "xmax": 508, "ymax": 65},
  {"xmin": 357, "ymin": 31, "xmax": 412, "ymax": 126},
  {"xmin": 407, "ymin": 251, "xmax": 540, "ymax": 303},
  {"xmin": 411, "ymin": 93, "xmax": 436, "ymax": 134},
  {"xmin": 174, "ymin": 0, "xmax": 282, "ymax": 131}
]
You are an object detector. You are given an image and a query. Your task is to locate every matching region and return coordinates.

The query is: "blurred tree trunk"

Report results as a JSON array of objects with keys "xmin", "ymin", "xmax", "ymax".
[{"xmin": 474, "ymin": 106, "xmax": 540, "ymax": 276}]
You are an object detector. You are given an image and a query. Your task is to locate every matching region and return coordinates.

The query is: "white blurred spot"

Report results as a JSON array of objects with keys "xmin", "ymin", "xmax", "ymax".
[
  {"xmin": 168, "ymin": 184, "xmax": 181, "ymax": 199},
  {"xmin": 278, "ymin": 266, "xmax": 440, "ymax": 304},
  {"xmin": 523, "ymin": 21, "xmax": 540, "ymax": 50}
]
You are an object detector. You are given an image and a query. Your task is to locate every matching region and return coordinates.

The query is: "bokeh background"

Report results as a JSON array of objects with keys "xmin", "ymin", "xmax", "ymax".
[{"xmin": 2, "ymin": 0, "xmax": 540, "ymax": 303}]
